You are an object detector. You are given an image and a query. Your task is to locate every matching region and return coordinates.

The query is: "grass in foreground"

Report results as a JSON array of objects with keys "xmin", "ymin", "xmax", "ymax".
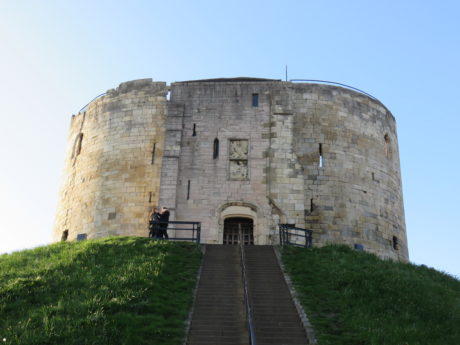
[
  {"xmin": 282, "ymin": 245, "xmax": 460, "ymax": 345},
  {"xmin": 0, "ymin": 237, "xmax": 202, "ymax": 345}
]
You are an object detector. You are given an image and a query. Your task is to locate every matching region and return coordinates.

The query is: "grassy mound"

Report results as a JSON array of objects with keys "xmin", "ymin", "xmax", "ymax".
[
  {"xmin": 0, "ymin": 237, "xmax": 201, "ymax": 345},
  {"xmin": 282, "ymin": 245, "xmax": 460, "ymax": 345}
]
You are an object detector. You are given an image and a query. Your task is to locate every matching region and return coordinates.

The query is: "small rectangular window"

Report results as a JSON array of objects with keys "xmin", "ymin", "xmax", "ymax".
[{"xmin": 252, "ymin": 93, "xmax": 259, "ymax": 107}]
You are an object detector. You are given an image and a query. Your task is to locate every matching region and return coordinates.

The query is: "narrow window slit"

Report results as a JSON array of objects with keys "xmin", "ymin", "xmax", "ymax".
[
  {"xmin": 310, "ymin": 198, "xmax": 314, "ymax": 212},
  {"xmin": 319, "ymin": 143, "xmax": 323, "ymax": 167},
  {"xmin": 148, "ymin": 192, "xmax": 152, "ymax": 203},
  {"xmin": 71, "ymin": 133, "xmax": 84, "ymax": 159},
  {"xmin": 192, "ymin": 124, "xmax": 196, "ymax": 136},
  {"xmin": 61, "ymin": 230, "xmax": 69, "ymax": 242},
  {"xmin": 384, "ymin": 134, "xmax": 390, "ymax": 143},
  {"xmin": 187, "ymin": 180, "xmax": 191, "ymax": 200},
  {"xmin": 213, "ymin": 138, "xmax": 219, "ymax": 159},
  {"xmin": 384, "ymin": 133, "xmax": 392, "ymax": 159},
  {"xmin": 76, "ymin": 134, "xmax": 83, "ymax": 156},
  {"xmin": 392, "ymin": 236, "xmax": 399, "ymax": 250},
  {"xmin": 151, "ymin": 143, "xmax": 156, "ymax": 164},
  {"xmin": 372, "ymin": 172, "xmax": 375, "ymax": 181}
]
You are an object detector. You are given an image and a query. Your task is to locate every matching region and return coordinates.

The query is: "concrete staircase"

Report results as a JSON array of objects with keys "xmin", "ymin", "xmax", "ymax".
[
  {"xmin": 187, "ymin": 245, "xmax": 249, "ymax": 345},
  {"xmin": 245, "ymin": 246, "xmax": 308, "ymax": 345},
  {"xmin": 187, "ymin": 245, "xmax": 308, "ymax": 345}
]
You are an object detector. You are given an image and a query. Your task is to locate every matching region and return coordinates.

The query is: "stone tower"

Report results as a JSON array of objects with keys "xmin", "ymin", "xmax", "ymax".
[{"xmin": 54, "ymin": 77, "xmax": 408, "ymax": 261}]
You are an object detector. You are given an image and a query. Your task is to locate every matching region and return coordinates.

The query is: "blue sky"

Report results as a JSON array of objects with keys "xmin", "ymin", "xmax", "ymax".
[{"xmin": 1, "ymin": 1, "xmax": 459, "ymax": 278}]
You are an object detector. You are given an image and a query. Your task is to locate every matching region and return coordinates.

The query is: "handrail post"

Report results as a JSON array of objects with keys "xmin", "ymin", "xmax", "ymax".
[{"xmin": 279, "ymin": 225, "xmax": 283, "ymax": 246}]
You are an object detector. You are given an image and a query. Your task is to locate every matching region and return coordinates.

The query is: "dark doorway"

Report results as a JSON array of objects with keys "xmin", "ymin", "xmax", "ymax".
[{"xmin": 223, "ymin": 217, "xmax": 254, "ymax": 245}]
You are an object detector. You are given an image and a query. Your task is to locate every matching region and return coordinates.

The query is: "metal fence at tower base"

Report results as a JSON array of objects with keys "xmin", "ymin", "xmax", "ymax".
[
  {"xmin": 279, "ymin": 224, "xmax": 313, "ymax": 248},
  {"xmin": 149, "ymin": 221, "xmax": 201, "ymax": 244}
]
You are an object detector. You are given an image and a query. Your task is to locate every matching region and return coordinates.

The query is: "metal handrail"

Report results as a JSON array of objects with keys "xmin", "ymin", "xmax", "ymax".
[
  {"xmin": 149, "ymin": 220, "xmax": 201, "ymax": 243},
  {"xmin": 289, "ymin": 79, "xmax": 379, "ymax": 101},
  {"xmin": 279, "ymin": 224, "xmax": 313, "ymax": 248},
  {"xmin": 78, "ymin": 92, "xmax": 107, "ymax": 113},
  {"xmin": 240, "ymin": 244, "xmax": 257, "ymax": 345}
]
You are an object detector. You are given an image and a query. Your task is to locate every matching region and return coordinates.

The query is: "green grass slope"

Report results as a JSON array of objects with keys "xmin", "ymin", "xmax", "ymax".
[
  {"xmin": 282, "ymin": 245, "xmax": 460, "ymax": 345},
  {"xmin": 0, "ymin": 237, "xmax": 201, "ymax": 345}
]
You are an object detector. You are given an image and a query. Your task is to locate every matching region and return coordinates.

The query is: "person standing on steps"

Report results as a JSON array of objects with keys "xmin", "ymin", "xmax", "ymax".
[
  {"xmin": 159, "ymin": 207, "xmax": 170, "ymax": 239},
  {"xmin": 148, "ymin": 207, "xmax": 161, "ymax": 238}
]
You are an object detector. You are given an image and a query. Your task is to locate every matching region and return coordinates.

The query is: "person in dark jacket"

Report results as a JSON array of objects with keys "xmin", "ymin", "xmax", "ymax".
[
  {"xmin": 148, "ymin": 207, "xmax": 161, "ymax": 238},
  {"xmin": 158, "ymin": 207, "xmax": 170, "ymax": 239}
]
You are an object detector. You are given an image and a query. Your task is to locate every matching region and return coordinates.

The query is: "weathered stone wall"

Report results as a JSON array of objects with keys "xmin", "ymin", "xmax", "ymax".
[
  {"xmin": 288, "ymin": 84, "xmax": 407, "ymax": 260},
  {"xmin": 166, "ymin": 80, "xmax": 407, "ymax": 260},
  {"xmin": 53, "ymin": 77, "xmax": 408, "ymax": 261},
  {"xmin": 53, "ymin": 79, "xmax": 167, "ymax": 241},
  {"xmin": 168, "ymin": 81, "xmax": 276, "ymax": 244},
  {"xmin": 268, "ymin": 86, "xmax": 307, "ymax": 231}
]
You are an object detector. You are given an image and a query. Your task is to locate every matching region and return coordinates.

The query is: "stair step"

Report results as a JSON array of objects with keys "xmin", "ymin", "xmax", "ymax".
[
  {"xmin": 187, "ymin": 245, "xmax": 249, "ymax": 345},
  {"xmin": 187, "ymin": 245, "xmax": 309, "ymax": 345},
  {"xmin": 244, "ymin": 246, "xmax": 309, "ymax": 345}
]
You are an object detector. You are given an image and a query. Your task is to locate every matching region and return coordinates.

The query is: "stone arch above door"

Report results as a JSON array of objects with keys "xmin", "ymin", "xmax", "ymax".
[
  {"xmin": 217, "ymin": 202, "xmax": 258, "ymax": 243},
  {"xmin": 221, "ymin": 205, "xmax": 257, "ymax": 221}
]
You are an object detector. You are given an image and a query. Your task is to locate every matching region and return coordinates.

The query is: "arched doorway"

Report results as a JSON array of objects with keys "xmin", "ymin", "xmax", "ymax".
[{"xmin": 223, "ymin": 217, "xmax": 254, "ymax": 245}]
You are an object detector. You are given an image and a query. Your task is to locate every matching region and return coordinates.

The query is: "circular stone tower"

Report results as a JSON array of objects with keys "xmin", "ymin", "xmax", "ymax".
[
  {"xmin": 53, "ymin": 79, "xmax": 168, "ymax": 240},
  {"xmin": 54, "ymin": 78, "xmax": 408, "ymax": 261}
]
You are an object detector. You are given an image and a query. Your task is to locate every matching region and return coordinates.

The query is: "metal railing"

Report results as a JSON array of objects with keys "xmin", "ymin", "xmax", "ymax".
[
  {"xmin": 149, "ymin": 221, "xmax": 201, "ymax": 243},
  {"xmin": 78, "ymin": 92, "xmax": 107, "ymax": 113},
  {"xmin": 289, "ymin": 79, "xmax": 379, "ymax": 101},
  {"xmin": 240, "ymin": 244, "xmax": 257, "ymax": 345},
  {"xmin": 279, "ymin": 224, "xmax": 313, "ymax": 248}
]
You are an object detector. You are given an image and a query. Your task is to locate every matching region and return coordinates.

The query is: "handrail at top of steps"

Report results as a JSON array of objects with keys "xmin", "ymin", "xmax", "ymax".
[{"xmin": 279, "ymin": 224, "xmax": 313, "ymax": 247}]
